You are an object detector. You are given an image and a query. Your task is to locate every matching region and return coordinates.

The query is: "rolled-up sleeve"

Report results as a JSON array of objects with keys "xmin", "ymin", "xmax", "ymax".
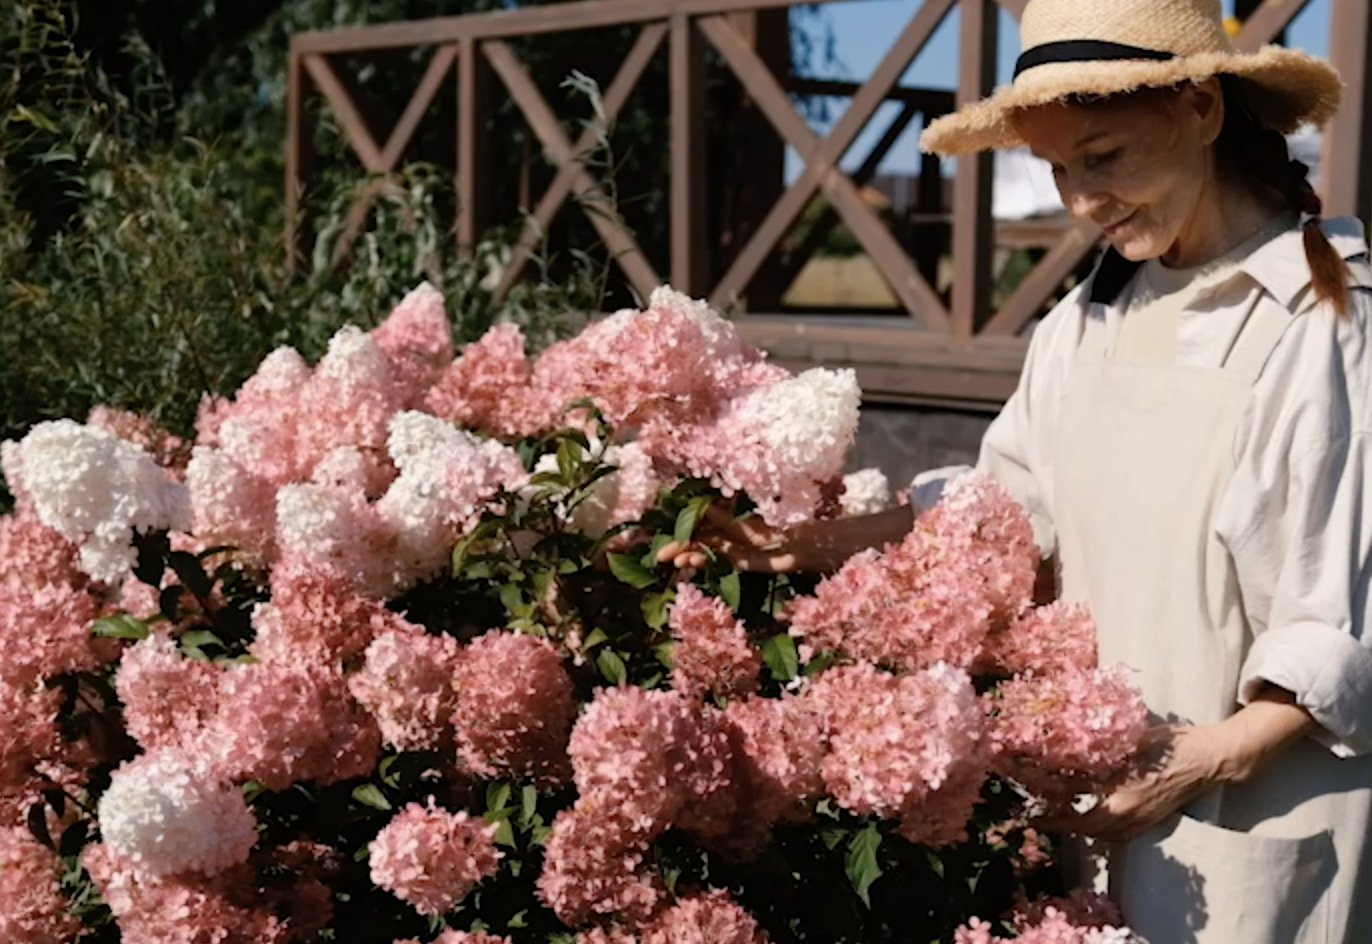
[{"xmin": 1232, "ymin": 428, "xmax": 1372, "ymax": 756}]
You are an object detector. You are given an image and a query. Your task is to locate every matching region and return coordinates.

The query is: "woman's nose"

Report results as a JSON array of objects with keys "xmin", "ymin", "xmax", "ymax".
[{"xmin": 1060, "ymin": 183, "xmax": 1109, "ymax": 220}]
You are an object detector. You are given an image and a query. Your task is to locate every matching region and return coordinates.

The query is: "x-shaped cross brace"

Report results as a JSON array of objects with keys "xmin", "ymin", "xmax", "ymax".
[
  {"xmin": 483, "ymin": 36, "xmax": 663, "ymax": 303},
  {"xmin": 303, "ymin": 44, "xmax": 458, "ymax": 266}
]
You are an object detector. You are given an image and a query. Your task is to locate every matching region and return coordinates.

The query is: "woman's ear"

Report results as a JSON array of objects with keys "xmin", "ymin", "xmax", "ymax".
[{"xmin": 1186, "ymin": 78, "xmax": 1227, "ymax": 147}]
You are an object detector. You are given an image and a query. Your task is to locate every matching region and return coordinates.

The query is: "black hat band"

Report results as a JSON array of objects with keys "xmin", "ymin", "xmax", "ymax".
[{"xmin": 1014, "ymin": 40, "xmax": 1177, "ymax": 79}]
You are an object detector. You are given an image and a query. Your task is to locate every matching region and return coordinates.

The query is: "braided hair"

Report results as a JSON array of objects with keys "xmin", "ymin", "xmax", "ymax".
[{"xmin": 1215, "ymin": 75, "xmax": 1350, "ymax": 316}]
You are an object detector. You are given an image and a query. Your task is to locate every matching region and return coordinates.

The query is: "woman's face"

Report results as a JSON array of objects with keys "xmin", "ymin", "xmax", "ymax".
[{"xmin": 1010, "ymin": 83, "xmax": 1225, "ymax": 265}]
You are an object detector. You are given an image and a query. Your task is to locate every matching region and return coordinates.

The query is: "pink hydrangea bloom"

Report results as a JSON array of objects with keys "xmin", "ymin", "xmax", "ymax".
[
  {"xmin": 211, "ymin": 346, "xmax": 312, "ymax": 485},
  {"xmin": 250, "ymin": 561, "xmax": 420, "ymax": 668},
  {"xmin": 98, "ymin": 748, "xmax": 257, "ymax": 878},
  {"xmin": 0, "ymin": 506, "xmax": 83, "ymax": 592},
  {"xmin": 0, "ymin": 581, "xmax": 101, "ymax": 689},
  {"xmin": 918, "ymin": 471, "xmax": 1039, "ymax": 629},
  {"xmin": 808, "ymin": 662, "xmax": 990, "ymax": 847},
  {"xmin": 275, "ymin": 482, "xmax": 403, "ymax": 599},
  {"xmin": 839, "ymin": 468, "xmax": 892, "ymax": 517},
  {"xmin": 786, "ymin": 542, "xmax": 991, "ymax": 674},
  {"xmin": 982, "ymin": 602, "xmax": 1098, "ymax": 676},
  {"xmin": 660, "ymin": 368, "xmax": 862, "ymax": 528},
  {"xmin": 294, "ymin": 326, "xmax": 404, "ymax": 475},
  {"xmin": 186, "ymin": 446, "xmax": 278, "ymax": 565},
  {"xmin": 667, "ymin": 584, "xmax": 760, "ymax": 700},
  {"xmin": 956, "ymin": 892, "xmax": 1143, "ymax": 944},
  {"xmin": 989, "ymin": 666, "xmax": 1149, "ymax": 803},
  {"xmin": 451, "ymin": 631, "xmax": 575, "ymax": 785},
  {"xmin": 723, "ymin": 692, "xmax": 827, "ymax": 825},
  {"xmin": 88, "ymin": 405, "xmax": 190, "ymax": 476},
  {"xmin": 576, "ymin": 928, "xmax": 640, "ymax": 944},
  {"xmin": 369, "ymin": 800, "xmax": 501, "ymax": 916},
  {"xmin": 423, "ymin": 322, "xmax": 532, "ymax": 435},
  {"xmin": 429, "ymin": 933, "xmax": 516, "ymax": 944},
  {"xmin": 210, "ymin": 660, "xmax": 381, "ymax": 791},
  {"xmin": 640, "ymin": 889, "xmax": 769, "ymax": 944},
  {"xmin": 309, "ymin": 445, "xmax": 396, "ymax": 498},
  {"xmin": 351, "ymin": 629, "xmax": 462, "ymax": 751},
  {"xmin": 0, "ymin": 827, "xmax": 83, "ymax": 944},
  {"xmin": 672, "ymin": 705, "xmax": 742, "ymax": 844},
  {"xmin": 370, "ymin": 282, "xmax": 455, "ymax": 407},
  {"xmin": 84, "ymin": 843, "xmax": 321, "ymax": 944},
  {"xmin": 568, "ymin": 686, "xmax": 720, "ymax": 836},
  {"xmin": 536, "ymin": 805, "xmax": 664, "ymax": 928},
  {"xmin": 0, "ymin": 682, "xmax": 62, "ymax": 792},
  {"xmin": 115, "ymin": 634, "xmax": 221, "ymax": 752}
]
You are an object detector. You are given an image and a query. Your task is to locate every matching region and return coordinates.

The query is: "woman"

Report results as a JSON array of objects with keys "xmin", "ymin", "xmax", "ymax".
[{"xmin": 663, "ymin": 1, "xmax": 1372, "ymax": 941}]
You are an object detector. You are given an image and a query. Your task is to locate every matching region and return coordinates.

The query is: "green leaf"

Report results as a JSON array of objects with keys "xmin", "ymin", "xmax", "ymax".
[
  {"xmin": 596, "ymin": 648, "xmax": 627, "ymax": 685},
  {"xmin": 520, "ymin": 784, "xmax": 539, "ymax": 830},
  {"xmin": 168, "ymin": 550, "xmax": 213, "ymax": 599},
  {"xmin": 91, "ymin": 614, "xmax": 150, "ymax": 640},
  {"xmin": 486, "ymin": 781, "xmax": 512, "ymax": 814},
  {"xmin": 641, "ymin": 589, "xmax": 675, "ymax": 629},
  {"xmin": 58, "ymin": 820, "xmax": 89, "ymax": 858},
  {"xmin": 673, "ymin": 495, "xmax": 714, "ymax": 547},
  {"xmin": 717, "ymin": 571, "xmax": 742, "ymax": 610},
  {"xmin": 846, "ymin": 824, "xmax": 884, "ymax": 907},
  {"xmin": 760, "ymin": 633, "xmax": 799, "ymax": 681},
  {"xmin": 498, "ymin": 582, "xmax": 532, "ymax": 618},
  {"xmin": 582, "ymin": 627, "xmax": 609, "ymax": 651},
  {"xmin": 492, "ymin": 817, "xmax": 516, "ymax": 848},
  {"xmin": 556, "ymin": 438, "xmax": 582, "ymax": 482},
  {"xmin": 607, "ymin": 552, "xmax": 657, "ymax": 589},
  {"xmin": 654, "ymin": 641, "xmax": 676, "ymax": 669},
  {"xmin": 351, "ymin": 784, "xmax": 392, "ymax": 811},
  {"xmin": 180, "ymin": 629, "xmax": 223, "ymax": 650}
]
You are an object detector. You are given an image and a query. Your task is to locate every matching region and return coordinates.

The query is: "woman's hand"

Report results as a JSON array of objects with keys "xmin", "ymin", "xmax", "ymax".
[
  {"xmin": 656, "ymin": 504, "xmax": 798, "ymax": 573},
  {"xmin": 1047, "ymin": 725, "xmax": 1229, "ymax": 842},
  {"xmin": 656, "ymin": 503, "xmax": 919, "ymax": 574},
  {"xmin": 1051, "ymin": 686, "xmax": 1316, "ymax": 842}
]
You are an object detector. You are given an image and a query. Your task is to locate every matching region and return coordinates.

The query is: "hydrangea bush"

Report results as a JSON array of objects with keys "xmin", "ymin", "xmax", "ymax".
[{"xmin": 0, "ymin": 283, "xmax": 1148, "ymax": 943}]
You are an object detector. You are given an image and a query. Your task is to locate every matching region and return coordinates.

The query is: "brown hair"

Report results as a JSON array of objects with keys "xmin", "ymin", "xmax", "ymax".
[{"xmin": 1215, "ymin": 75, "xmax": 1350, "ymax": 316}]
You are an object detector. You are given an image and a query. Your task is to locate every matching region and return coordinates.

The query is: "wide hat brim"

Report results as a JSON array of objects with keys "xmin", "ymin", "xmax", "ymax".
[{"xmin": 920, "ymin": 45, "xmax": 1343, "ymax": 156}]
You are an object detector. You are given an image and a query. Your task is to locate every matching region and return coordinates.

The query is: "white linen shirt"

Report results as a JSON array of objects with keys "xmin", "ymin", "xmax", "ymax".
[{"xmin": 931, "ymin": 217, "xmax": 1372, "ymax": 756}]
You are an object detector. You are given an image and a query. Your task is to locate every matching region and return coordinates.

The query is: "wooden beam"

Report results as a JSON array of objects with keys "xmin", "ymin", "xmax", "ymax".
[
  {"xmin": 458, "ymin": 37, "xmax": 492, "ymax": 254},
  {"xmin": 785, "ymin": 76, "xmax": 955, "ymax": 112},
  {"xmin": 285, "ymin": 45, "xmax": 315, "ymax": 277},
  {"xmin": 483, "ymin": 39, "xmax": 662, "ymax": 300},
  {"xmin": 981, "ymin": 221, "xmax": 1098, "ymax": 336},
  {"xmin": 698, "ymin": 10, "xmax": 951, "ymax": 328},
  {"xmin": 379, "ymin": 44, "xmax": 458, "ymax": 170},
  {"xmin": 292, "ymin": 0, "xmax": 871, "ymax": 54},
  {"xmin": 493, "ymin": 23, "xmax": 667, "ymax": 299},
  {"xmin": 993, "ymin": 0, "xmax": 1029, "ymax": 19},
  {"xmin": 670, "ymin": 14, "xmax": 709, "ymax": 295},
  {"xmin": 950, "ymin": 0, "xmax": 997, "ymax": 341},
  {"xmin": 1233, "ymin": 0, "xmax": 1311, "ymax": 52},
  {"xmin": 1321, "ymin": 0, "xmax": 1372, "ymax": 224},
  {"xmin": 303, "ymin": 53, "xmax": 387, "ymax": 172}
]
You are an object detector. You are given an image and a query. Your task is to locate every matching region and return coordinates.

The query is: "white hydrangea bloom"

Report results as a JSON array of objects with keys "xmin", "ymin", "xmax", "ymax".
[
  {"xmin": 98, "ymin": 749, "xmax": 257, "ymax": 878},
  {"xmin": 377, "ymin": 411, "xmax": 528, "ymax": 589},
  {"xmin": 840, "ymin": 468, "xmax": 892, "ymax": 518},
  {"xmin": 7, "ymin": 420, "xmax": 190, "ymax": 584},
  {"xmin": 275, "ymin": 482, "xmax": 398, "ymax": 597},
  {"xmin": 714, "ymin": 368, "xmax": 862, "ymax": 526}
]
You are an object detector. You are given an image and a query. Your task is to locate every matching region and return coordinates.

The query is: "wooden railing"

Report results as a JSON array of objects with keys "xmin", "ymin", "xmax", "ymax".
[{"xmin": 287, "ymin": 0, "xmax": 1372, "ymax": 408}]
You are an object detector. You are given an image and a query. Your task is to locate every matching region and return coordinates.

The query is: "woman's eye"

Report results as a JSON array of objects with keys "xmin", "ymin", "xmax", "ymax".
[{"xmin": 1084, "ymin": 148, "xmax": 1123, "ymax": 171}]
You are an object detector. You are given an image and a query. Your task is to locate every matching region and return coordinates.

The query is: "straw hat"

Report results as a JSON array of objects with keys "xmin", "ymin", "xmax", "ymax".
[{"xmin": 920, "ymin": 0, "xmax": 1342, "ymax": 155}]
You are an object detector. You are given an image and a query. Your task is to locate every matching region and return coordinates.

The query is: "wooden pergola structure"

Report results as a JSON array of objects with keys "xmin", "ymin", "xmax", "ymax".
[{"xmin": 286, "ymin": 0, "xmax": 1372, "ymax": 409}]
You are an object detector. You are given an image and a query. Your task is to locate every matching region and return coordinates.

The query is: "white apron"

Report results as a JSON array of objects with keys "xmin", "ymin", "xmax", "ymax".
[{"xmin": 1052, "ymin": 287, "xmax": 1372, "ymax": 944}]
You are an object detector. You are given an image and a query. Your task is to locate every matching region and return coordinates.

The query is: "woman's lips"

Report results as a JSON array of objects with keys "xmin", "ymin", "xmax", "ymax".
[{"xmin": 1102, "ymin": 212, "xmax": 1137, "ymax": 237}]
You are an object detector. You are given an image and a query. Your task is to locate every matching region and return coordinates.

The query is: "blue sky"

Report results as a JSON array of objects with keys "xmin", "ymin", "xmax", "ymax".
[{"xmin": 785, "ymin": 0, "xmax": 1334, "ymax": 179}]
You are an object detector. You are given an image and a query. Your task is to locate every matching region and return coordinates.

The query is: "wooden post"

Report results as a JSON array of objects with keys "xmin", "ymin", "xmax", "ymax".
[
  {"xmin": 285, "ymin": 44, "xmax": 315, "ymax": 277},
  {"xmin": 1234, "ymin": 0, "xmax": 1284, "ymax": 45},
  {"xmin": 951, "ymin": 0, "xmax": 997, "ymax": 341},
  {"xmin": 458, "ymin": 35, "xmax": 491, "ymax": 256},
  {"xmin": 671, "ymin": 14, "xmax": 709, "ymax": 296},
  {"xmin": 1322, "ymin": 0, "xmax": 1372, "ymax": 225}
]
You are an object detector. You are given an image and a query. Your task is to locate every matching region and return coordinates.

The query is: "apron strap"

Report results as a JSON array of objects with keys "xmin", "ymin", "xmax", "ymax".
[{"xmin": 1221, "ymin": 298, "xmax": 1295, "ymax": 385}]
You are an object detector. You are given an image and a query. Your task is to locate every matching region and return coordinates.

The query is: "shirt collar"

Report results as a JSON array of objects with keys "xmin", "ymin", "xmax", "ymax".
[{"xmin": 1087, "ymin": 216, "xmax": 1370, "ymax": 310}]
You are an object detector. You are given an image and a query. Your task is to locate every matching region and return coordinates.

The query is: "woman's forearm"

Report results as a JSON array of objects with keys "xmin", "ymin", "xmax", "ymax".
[
  {"xmin": 788, "ymin": 505, "xmax": 916, "ymax": 572},
  {"xmin": 1211, "ymin": 684, "xmax": 1318, "ymax": 785}
]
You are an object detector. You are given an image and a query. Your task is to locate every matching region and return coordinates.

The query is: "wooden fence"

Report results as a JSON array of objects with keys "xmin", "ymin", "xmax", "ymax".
[{"xmin": 286, "ymin": 0, "xmax": 1372, "ymax": 408}]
